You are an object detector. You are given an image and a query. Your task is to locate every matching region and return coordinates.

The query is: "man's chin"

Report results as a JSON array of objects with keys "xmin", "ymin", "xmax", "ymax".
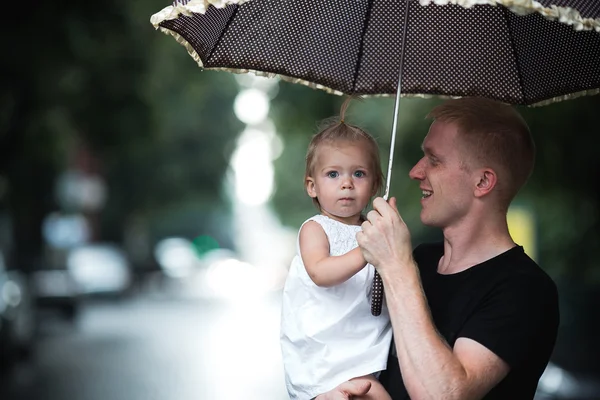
[{"xmin": 420, "ymin": 214, "xmax": 441, "ymax": 228}]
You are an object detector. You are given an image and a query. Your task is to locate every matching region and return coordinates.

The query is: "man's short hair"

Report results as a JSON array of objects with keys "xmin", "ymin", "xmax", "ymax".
[{"xmin": 428, "ymin": 97, "xmax": 535, "ymax": 207}]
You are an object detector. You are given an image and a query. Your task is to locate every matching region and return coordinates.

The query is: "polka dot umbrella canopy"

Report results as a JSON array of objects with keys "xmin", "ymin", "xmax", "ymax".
[
  {"xmin": 152, "ymin": 0, "xmax": 600, "ymax": 105},
  {"xmin": 151, "ymin": 0, "xmax": 600, "ymax": 316}
]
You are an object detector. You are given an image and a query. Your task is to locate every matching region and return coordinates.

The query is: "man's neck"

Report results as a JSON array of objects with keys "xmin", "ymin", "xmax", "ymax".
[{"xmin": 438, "ymin": 213, "xmax": 515, "ymax": 275}]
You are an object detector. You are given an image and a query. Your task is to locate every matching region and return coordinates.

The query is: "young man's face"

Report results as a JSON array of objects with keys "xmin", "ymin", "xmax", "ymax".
[
  {"xmin": 306, "ymin": 142, "xmax": 375, "ymax": 225},
  {"xmin": 409, "ymin": 120, "xmax": 476, "ymax": 228}
]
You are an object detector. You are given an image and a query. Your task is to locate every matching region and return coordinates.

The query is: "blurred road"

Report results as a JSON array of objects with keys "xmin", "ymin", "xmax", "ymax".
[{"xmin": 0, "ymin": 284, "xmax": 289, "ymax": 400}]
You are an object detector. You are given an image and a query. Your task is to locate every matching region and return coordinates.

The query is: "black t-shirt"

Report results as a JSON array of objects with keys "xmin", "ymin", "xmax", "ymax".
[{"xmin": 379, "ymin": 242, "xmax": 560, "ymax": 399}]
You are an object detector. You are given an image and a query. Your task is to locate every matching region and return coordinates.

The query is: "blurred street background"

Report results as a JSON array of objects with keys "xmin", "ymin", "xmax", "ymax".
[
  {"xmin": 1, "ymin": 0, "xmax": 599, "ymax": 399},
  {"xmin": 0, "ymin": 285, "xmax": 289, "ymax": 400}
]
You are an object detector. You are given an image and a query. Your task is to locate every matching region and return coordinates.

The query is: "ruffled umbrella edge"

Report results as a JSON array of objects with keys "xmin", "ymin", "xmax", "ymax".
[{"xmin": 151, "ymin": 0, "xmax": 600, "ymax": 32}]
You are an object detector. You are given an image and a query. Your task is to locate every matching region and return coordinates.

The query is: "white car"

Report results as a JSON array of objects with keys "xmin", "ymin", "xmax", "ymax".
[
  {"xmin": 66, "ymin": 243, "xmax": 132, "ymax": 296},
  {"xmin": 0, "ymin": 250, "xmax": 36, "ymax": 369}
]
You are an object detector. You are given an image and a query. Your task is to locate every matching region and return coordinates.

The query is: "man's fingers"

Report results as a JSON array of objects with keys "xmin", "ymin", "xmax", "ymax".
[
  {"xmin": 381, "ymin": 196, "xmax": 405, "ymax": 224},
  {"xmin": 341, "ymin": 380, "xmax": 371, "ymax": 396},
  {"xmin": 314, "ymin": 380, "xmax": 371, "ymax": 400},
  {"xmin": 371, "ymin": 197, "xmax": 402, "ymax": 225},
  {"xmin": 372, "ymin": 197, "xmax": 388, "ymax": 213},
  {"xmin": 365, "ymin": 209, "xmax": 380, "ymax": 225},
  {"xmin": 388, "ymin": 196, "xmax": 397, "ymax": 210},
  {"xmin": 373, "ymin": 196, "xmax": 397, "ymax": 220}
]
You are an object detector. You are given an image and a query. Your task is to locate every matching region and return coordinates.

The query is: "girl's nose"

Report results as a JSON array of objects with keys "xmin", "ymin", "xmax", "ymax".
[{"xmin": 341, "ymin": 177, "xmax": 354, "ymax": 189}]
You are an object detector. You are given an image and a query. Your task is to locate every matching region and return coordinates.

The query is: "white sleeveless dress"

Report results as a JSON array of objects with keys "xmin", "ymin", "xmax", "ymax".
[{"xmin": 280, "ymin": 215, "xmax": 392, "ymax": 400}]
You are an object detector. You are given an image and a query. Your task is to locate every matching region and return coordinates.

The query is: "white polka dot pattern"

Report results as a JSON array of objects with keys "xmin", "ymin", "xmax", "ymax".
[
  {"xmin": 162, "ymin": 5, "xmax": 236, "ymax": 60},
  {"xmin": 159, "ymin": 0, "xmax": 600, "ymax": 105},
  {"xmin": 511, "ymin": 10, "xmax": 600, "ymax": 102},
  {"xmin": 371, "ymin": 270, "xmax": 384, "ymax": 316},
  {"xmin": 356, "ymin": 2, "xmax": 525, "ymax": 102}
]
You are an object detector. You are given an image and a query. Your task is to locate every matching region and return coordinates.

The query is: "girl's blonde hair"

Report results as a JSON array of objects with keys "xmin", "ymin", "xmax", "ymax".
[{"xmin": 305, "ymin": 97, "xmax": 384, "ymax": 209}]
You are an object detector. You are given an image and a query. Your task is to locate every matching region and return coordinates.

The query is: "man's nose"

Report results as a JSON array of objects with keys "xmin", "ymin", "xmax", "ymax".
[{"xmin": 409, "ymin": 159, "xmax": 425, "ymax": 180}]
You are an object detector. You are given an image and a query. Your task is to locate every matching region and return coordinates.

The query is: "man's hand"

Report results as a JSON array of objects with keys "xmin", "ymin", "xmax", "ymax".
[
  {"xmin": 357, "ymin": 197, "xmax": 413, "ymax": 278},
  {"xmin": 314, "ymin": 380, "xmax": 371, "ymax": 400}
]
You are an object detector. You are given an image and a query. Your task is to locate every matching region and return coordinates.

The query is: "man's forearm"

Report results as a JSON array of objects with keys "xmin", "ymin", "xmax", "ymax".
[{"xmin": 382, "ymin": 263, "xmax": 469, "ymax": 400}]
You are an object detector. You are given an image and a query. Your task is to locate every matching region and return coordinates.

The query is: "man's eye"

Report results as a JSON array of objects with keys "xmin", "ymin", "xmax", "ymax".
[
  {"xmin": 354, "ymin": 171, "xmax": 365, "ymax": 178},
  {"xmin": 327, "ymin": 171, "xmax": 339, "ymax": 178}
]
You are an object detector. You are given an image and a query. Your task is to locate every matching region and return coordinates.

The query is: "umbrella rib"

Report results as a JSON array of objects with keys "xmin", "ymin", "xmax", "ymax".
[
  {"xmin": 350, "ymin": 0, "xmax": 375, "ymax": 94},
  {"xmin": 206, "ymin": 5, "xmax": 240, "ymax": 63},
  {"xmin": 502, "ymin": 6, "xmax": 527, "ymax": 105}
]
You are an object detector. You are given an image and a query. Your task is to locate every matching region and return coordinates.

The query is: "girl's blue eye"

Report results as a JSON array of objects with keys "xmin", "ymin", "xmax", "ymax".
[
  {"xmin": 327, "ymin": 171, "xmax": 339, "ymax": 178},
  {"xmin": 354, "ymin": 171, "xmax": 365, "ymax": 178}
]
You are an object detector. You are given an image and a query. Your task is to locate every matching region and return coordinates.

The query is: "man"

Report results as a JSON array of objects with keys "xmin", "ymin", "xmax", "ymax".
[{"xmin": 317, "ymin": 97, "xmax": 559, "ymax": 399}]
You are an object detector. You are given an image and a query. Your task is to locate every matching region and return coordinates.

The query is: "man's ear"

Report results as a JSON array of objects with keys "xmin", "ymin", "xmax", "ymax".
[
  {"xmin": 306, "ymin": 177, "xmax": 317, "ymax": 198},
  {"xmin": 474, "ymin": 169, "xmax": 497, "ymax": 198}
]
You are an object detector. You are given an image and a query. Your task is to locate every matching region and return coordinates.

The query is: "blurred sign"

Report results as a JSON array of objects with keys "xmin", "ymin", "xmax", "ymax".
[
  {"xmin": 55, "ymin": 170, "xmax": 107, "ymax": 212},
  {"xmin": 154, "ymin": 237, "xmax": 198, "ymax": 278},
  {"xmin": 508, "ymin": 206, "xmax": 536, "ymax": 261},
  {"xmin": 193, "ymin": 235, "xmax": 220, "ymax": 257},
  {"xmin": 42, "ymin": 212, "xmax": 90, "ymax": 249}
]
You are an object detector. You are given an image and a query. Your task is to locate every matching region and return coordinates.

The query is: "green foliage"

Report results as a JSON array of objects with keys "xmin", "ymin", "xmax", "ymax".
[
  {"xmin": 517, "ymin": 96, "xmax": 600, "ymax": 281},
  {"xmin": 0, "ymin": 0, "xmax": 242, "ymax": 264}
]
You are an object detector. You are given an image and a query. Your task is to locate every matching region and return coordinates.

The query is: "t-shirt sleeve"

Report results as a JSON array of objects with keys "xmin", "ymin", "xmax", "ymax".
[{"xmin": 458, "ymin": 273, "xmax": 559, "ymax": 369}]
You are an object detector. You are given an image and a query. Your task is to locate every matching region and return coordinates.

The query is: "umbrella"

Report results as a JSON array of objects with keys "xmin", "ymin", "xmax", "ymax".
[
  {"xmin": 151, "ymin": 0, "xmax": 600, "ymax": 105},
  {"xmin": 150, "ymin": 0, "xmax": 600, "ymax": 315}
]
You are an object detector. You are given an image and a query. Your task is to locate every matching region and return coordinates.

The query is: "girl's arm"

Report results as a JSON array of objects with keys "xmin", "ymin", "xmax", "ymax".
[{"xmin": 300, "ymin": 221, "xmax": 367, "ymax": 287}]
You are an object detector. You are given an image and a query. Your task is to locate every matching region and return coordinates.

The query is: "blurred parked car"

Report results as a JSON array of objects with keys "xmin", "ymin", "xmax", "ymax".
[
  {"xmin": 66, "ymin": 243, "xmax": 132, "ymax": 297},
  {"xmin": 536, "ymin": 362, "xmax": 600, "ymax": 399},
  {"xmin": 0, "ymin": 250, "xmax": 36, "ymax": 370},
  {"xmin": 31, "ymin": 248, "xmax": 81, "ymax": 321},
  {"xmin": 535, "ymin": 282, "xmax": 600, "ymax": 399},
  {"xmin": 32, "ymin": 243, "xmax": 132, "ymax": 321}
]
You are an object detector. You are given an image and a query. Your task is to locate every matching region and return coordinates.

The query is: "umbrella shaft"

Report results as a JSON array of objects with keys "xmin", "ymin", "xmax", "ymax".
[{"xmin": 384, "ymin": 0, "xmax": 412, "ymax": 201}]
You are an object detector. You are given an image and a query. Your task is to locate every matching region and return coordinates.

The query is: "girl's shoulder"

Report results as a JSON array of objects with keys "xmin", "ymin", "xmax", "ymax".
[
  {"xmin": 302, "ymin": 215, "xmax": 360, "ymax": 242},
  {"xmin": 304, "ymin": 214, "xmax": 347, "ymax": 233},
  {"xmin": 306, "ymin": 214, "xmax": 330, "ymax": 226},
  {"xmin": 298, "ymin": 215, "xmax": 329, "ymax": 238}
]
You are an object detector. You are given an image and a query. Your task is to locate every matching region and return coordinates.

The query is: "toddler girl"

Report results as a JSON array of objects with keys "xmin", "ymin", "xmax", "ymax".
[{"xmin": 280, "ymin": 98, "xmax": 392, "ymax": 399}]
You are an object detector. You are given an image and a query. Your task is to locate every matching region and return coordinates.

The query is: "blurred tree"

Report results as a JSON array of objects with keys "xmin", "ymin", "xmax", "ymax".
[
  {"xmin": 519, "ymin": 96, "xmax": 600, "ymax": 283},
  {"xmin": 0, "ymin": 0, "xmax": 241, "ymax": 271}
]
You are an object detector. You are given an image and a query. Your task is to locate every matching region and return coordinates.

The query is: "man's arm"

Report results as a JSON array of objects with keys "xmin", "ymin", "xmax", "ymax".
[
  {"xmin": 300, "ymin": 221, "xmax": 367, "ymax": 287},
  {"xmin": 384, "ymin": 262, "xmax": 509, "ymax": 399},
  {"xmin": 357, "ymin": 198, "xmax": 509, "ymax": 400}
]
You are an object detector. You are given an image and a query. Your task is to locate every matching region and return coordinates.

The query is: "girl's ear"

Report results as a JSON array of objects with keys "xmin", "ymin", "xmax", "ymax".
[
  {"xmin": 306, "ymin": 177, "xmax": 317, "ymax": 198},
  {"xmin": 371, "ymin": 180, "xmax": 381, "ymax": 197},
  {"xmin": 371, "ymin": 184, "xmax": 379, "ymax": 197}
]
